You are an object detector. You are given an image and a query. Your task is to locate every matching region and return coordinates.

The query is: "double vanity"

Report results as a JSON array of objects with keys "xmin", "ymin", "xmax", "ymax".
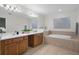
[{"xmin": 0, "ymin": 29, "xmax": 44, "ymax": 55}]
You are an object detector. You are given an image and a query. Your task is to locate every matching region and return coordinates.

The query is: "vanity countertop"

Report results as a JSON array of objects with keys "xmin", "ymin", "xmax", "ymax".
[{"xmin": 0, "ymin": 29, "xmax": 44, "ymax": 40}]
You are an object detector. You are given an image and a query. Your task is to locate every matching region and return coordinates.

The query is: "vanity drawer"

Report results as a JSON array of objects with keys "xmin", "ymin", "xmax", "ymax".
[{"xmin": 4, "ymin": 38, "xmax": 18, "ymax": 45}]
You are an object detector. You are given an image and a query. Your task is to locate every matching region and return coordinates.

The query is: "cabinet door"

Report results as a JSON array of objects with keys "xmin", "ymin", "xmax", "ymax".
[
  {"xmin": 34, "ymin": 33, "xmax": 43, "ymax": 46},
  {"xmin": 0, "ymin": 41, "xmax": 1, "ymax": 55},
  {"xmin": 28, "ymin": 33, "xmax": 43, "ymax": 47},
  {"xmin": 34, "ymin": 34, "xmax": 39, "ymax": 46},
  {"xmin": 23, "ymin": 37, "xmax": 28, "ymax": 52},
  {"xmin": 18, "ymin": 37, "xmax": 28, "ymax": 54},
  {"xmin": 28, "ymin": 35, "xmax": 34, "ymax": 47},
  {"xmin": 4, "ymin": 43, "xmax": 18, "ymax": 55},
  {"xmin": 18, "ymin": 37, "xmax": 23, "ymax": 54},
  {"xmin": 38, "ymin": 33, "xmax": 43, "ymax": 44}
]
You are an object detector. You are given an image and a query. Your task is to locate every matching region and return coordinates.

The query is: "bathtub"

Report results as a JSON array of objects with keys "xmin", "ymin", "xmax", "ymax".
[
  {"xmin": 47, "ymin": 34, "xmax": 71, "ymax": 40},
  {"xmin": 45, "ymin": 34, "xmax": 79, "ymax": 52}
]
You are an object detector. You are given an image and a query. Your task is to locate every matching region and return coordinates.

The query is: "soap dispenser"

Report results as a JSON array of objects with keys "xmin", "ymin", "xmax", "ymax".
[{"xmin": 24, "ymin": 25, "xmax": 27, "ymax": 30}]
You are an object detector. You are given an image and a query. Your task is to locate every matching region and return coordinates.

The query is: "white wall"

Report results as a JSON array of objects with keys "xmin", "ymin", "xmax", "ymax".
[
  {"xmin": 76, "ymin": 10, "xmax": 79, "ymax": 23},
  {"xmin": 0, "ymin": 7, "xmax": 30, "ymax": 32},
  {"xmin": 45, "ymin": 12, "xmax": 77, "ymax": 32}
]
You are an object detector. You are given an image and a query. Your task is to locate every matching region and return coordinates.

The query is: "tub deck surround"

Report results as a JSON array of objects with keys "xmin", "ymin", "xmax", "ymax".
[
  {"xmin": 48, "ymin": 31, "xmax": 75, "ymax": 36},
  {"xmin": 45, "ymin": 35, "xmax": 79, "ymax": 53},
  {"xmin": 47, "ymin": 34, "xmax": 71, "ymax": 40}
]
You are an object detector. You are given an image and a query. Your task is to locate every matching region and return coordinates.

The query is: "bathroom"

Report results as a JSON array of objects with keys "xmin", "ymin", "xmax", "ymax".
[
  {"xmin": 0, "ymin": 4, "xmax": 79, "ymax": 55},
  {"xmin": 0, "ymin": 0, "xmax": 79, "ymax": 59}
]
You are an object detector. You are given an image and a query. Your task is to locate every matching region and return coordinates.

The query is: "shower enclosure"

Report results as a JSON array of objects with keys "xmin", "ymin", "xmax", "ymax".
[{"xmin": 76, "ymin": 22, "xmax": 79, "ymax": 35}]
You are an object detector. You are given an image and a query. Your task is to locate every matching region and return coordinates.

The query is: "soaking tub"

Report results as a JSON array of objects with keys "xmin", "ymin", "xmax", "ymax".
[{"xmin": 45, "ymin": 34, "xmax": 79, "ymax": 52}]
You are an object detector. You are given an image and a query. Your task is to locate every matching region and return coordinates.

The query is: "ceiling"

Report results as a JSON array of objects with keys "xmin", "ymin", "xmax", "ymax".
[{"xmin": 20, "ymin": 4, "xmax": 79, "ymax": 15}]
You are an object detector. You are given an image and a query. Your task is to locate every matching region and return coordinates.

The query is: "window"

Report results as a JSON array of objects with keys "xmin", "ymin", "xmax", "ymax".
[{"xmin": 54, "ymin": 17, "xmax": 71, "ymax": 29}]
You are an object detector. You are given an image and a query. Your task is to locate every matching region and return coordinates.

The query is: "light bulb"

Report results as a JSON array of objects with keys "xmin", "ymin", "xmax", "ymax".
[
  {"xmin": 58, "ymin": 9, "xmax": 62, "ymax": 12},
  {"xmin": 0, "ymin": 4, "xmax": 4, "ymax": 7},
  {"xmin": 5, "ymin": 5, "xmax": 10, "ymax": 10}
]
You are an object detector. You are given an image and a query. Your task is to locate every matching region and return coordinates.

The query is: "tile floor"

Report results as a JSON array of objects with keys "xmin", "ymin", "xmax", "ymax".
[{"xmin": 23, "ymin": 44, "xmax": 79, "ymax": 55}]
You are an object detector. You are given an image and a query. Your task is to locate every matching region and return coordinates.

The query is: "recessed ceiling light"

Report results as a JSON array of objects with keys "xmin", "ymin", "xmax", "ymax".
[
  {"xmin": 0, "ymin": 4, "xmax": 22, "ymax": 13},
  {"xmin": 27, "ymin": 11, "xmax": 38, "ymax": 17},
  {"xmin": 58, "ymin": 9, "xmax": 62, "ymax": 12}
]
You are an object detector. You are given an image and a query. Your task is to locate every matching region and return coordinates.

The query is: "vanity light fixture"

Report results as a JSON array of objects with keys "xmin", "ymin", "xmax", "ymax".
[{"xmin": 0, "ymin": 4, "xmax": 22, "ymax": 13}]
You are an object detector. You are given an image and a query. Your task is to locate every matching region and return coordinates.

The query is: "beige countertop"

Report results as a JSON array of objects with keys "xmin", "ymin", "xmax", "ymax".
[{"xmin": 0, "ymin": 29, "xmax": 44, "ymax": 40}]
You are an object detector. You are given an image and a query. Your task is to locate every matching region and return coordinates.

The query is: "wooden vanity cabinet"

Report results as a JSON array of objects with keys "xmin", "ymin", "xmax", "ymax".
[
  {"xmin": 28, "ymin": 33, "xmax": 43, "ymax": 47},
  {"xmin": 0, "ymin": 36, "xmax": 28, "ymax": 55}
]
